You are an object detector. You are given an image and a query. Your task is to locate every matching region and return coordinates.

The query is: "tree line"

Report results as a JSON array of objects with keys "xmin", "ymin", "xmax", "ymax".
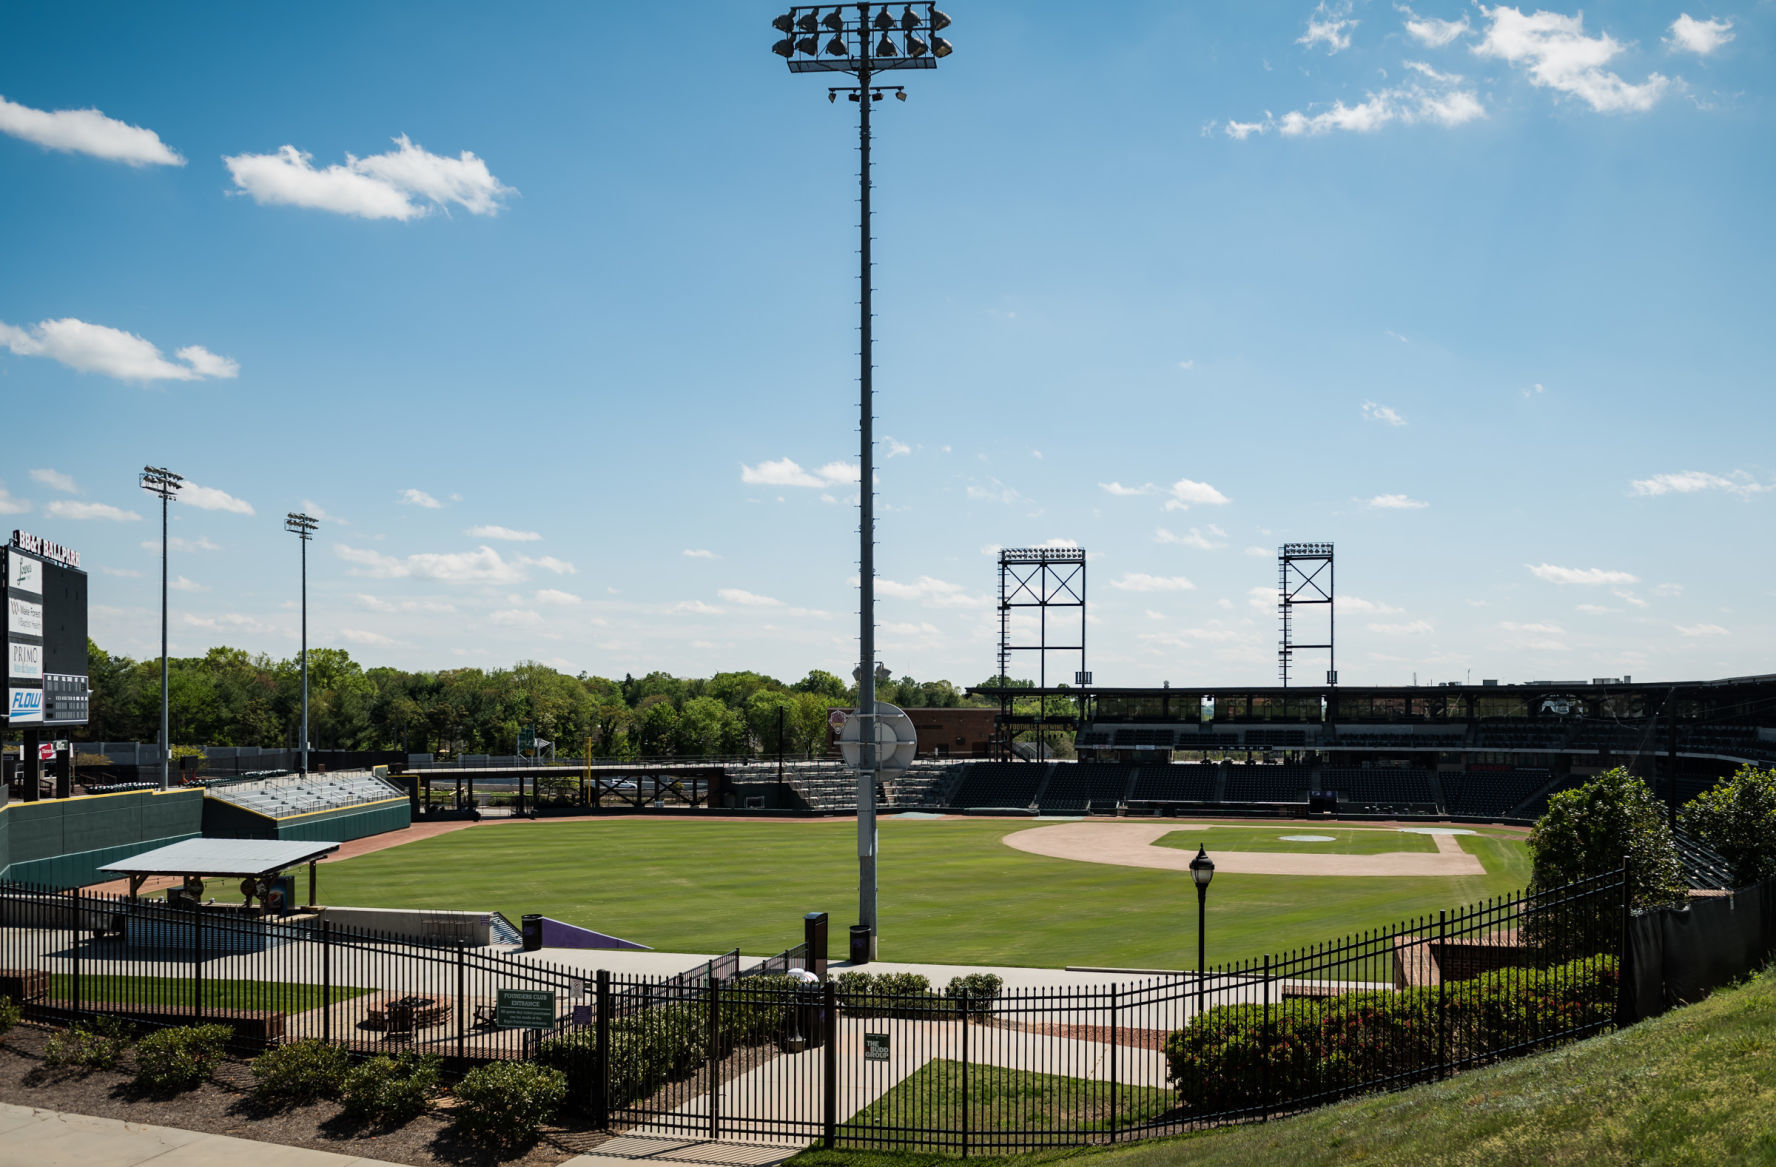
[{"xmin": 76, "ymin": 641, "xmax": 1000, "ymax": 759}]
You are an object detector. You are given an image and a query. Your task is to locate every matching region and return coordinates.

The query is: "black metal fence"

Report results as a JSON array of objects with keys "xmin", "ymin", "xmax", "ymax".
[{"xmin": 0, "ymin": 871, "xmax": 1626, "ymax": 1151}]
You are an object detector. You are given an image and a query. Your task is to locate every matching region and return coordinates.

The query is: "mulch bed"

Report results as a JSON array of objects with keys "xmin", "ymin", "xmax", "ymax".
[{"xmin": 0, "ymin": 1020, "xmax": 613, "ymax": 1166}]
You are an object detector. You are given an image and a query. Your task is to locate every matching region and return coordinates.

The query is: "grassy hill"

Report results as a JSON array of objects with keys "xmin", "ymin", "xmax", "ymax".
[{"xmin": 790, "ymin": 965, "xmax": 1776, "ymax": 1167}]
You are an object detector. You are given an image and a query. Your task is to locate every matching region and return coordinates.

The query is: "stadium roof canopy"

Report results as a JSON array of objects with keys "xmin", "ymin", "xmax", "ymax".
[{"xmin": 100, "ymin": 838, "xmax": 339, "ymax": 878}]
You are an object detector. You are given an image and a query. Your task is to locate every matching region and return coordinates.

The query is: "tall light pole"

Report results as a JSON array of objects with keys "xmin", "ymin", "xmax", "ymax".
[
  {"xmin": 771, "ymin": 1, "xmax": 953, "ymax": 964},
  {"xmin": 1190, "ymin": 846, "xmax": 1216, "ymax": 1017},
  {"xmin": 140, "ymin": 466, "xmax": 183, "ymax": 790},
  {"xmin": 284, "ymin": 513, "xmax": 319, "ymax": 775}
]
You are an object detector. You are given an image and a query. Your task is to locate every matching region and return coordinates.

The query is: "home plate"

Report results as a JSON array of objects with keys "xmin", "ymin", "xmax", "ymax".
[{"xmin": 1280, "ymin": 834, "xmax": 1336, "ymax": 842}]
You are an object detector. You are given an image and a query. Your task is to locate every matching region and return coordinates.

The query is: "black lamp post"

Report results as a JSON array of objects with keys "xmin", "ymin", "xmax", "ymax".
[
  {"xmin": 770, "ymin": 3, "xmax": 953, "ymax": 962},
  {"xmin": 1189, "ymin": 845, "xmax": 1215, "ymax": 1015}
]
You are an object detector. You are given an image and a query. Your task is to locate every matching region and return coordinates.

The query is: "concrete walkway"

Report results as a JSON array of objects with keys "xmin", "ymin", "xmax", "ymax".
[{"xmin": 0, "ymin": 1102, "xmax": 405, "ymax": 1167}]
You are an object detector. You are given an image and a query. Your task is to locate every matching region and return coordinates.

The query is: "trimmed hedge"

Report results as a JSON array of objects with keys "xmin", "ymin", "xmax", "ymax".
[
  {"xmin": 133, "ymin": 1024, "xmax": 232, "ymax": 1093},
  {"xmin": 0, "ymin": 995, "xmax": 20, "ymax": 1037},
  {"xmin": 452, "ymin": 1061, "xmax": 568, "ymax": 1147},
  {"xmin": 1163, "ymin": 956, "xmax": 1617, "ymax": 1114},
  {"xmin": 44, "ymin": 1016, "xmax": 132, "ymax": 1070},
  {"xmin": 341, "ymin": 1051, "xmax": 440, "ymax": 1125},
  {"xmin": 251, "ymin": 1038, "xmax": 350, "ymax": 1104}
]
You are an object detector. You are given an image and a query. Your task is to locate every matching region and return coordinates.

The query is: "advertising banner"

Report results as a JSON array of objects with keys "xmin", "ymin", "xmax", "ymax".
[
  {"xmin": 5, "ymin": 551, "xmax": 42, "ymax": 596},
  {"xmin": 8, "ymin": 640, "xmax": 42, "ymax": 681},
  {"xmin": 8, "ymin": 687, "xmax": 43, "ymax": 723},
  {"xmin": 8, "ymin": 597, "xmax": 43, "ymax": 637}
]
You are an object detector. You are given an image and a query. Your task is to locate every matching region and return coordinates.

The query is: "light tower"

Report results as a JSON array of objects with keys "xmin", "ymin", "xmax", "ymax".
[
  {"xmin": 770, "ymin": 3, "xmax": 954, "ymax": 960},
  {"xmin": 139, "ymin": 466, "xmax": 183, "ymax": 789},
  {"xmin": 284, "ymin": 513, "xmax": 319, "ymax": 775}
]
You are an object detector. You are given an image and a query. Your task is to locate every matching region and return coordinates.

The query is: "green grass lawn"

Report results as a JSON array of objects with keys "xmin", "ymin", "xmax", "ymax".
[
  {"xmin": 319, "ymin": 818, "xmax": 1529, "ymax": 969},
  {"xmin": 846, "ymin": 1060, "xmax": 1173, "ymax": 1145},
  {"xmin": 1152, "ymin": 826, "xmax": 1438, "ymax": 856},
  {"xmin": 788, "ymin": 966, "xmax": 1776, "ymax": 1166},
  {"xmin": 49, "ymin": 973, "xmax": 366, "ymax": 1012}
]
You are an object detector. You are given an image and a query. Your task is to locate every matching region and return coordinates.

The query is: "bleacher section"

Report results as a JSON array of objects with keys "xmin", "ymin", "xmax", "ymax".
[
  {"xmin": 1128, "ymin": 763, "xmax": 1218, "ymax": 803},
  {"xmin": 1320, "ymin": 768, "xmax": 1436, "ymax": 810},
  {"xmin": 1442, "ymin": 769, "xmax": 1552, "ymax": 817},
  {"xmin": 1037, "ymin": 764, "xmax": 1135, "ymax": 813},
  {"xmin": 205, "ymin": 771, "xmax": 404, "ymax": 818},
  {"xmin": 1221, "ymin": 765, "xmax": 1314, "ymax": 803},
  {"xmin": 947, "ymin": 763, "xmax": 1045, "ymax": 810}
]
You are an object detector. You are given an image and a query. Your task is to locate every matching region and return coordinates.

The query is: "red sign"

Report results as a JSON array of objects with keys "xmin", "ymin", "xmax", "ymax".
[{"xmin": 38, "ymin": 743, "xmax": 54, "ymax": 761}]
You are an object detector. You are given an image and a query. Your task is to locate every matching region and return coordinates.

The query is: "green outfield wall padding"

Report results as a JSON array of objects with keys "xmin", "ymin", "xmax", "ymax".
[
  {"xmin": 0, "ymin": 789, "xmax": 204, "ymax": 889},
  {"xmin": 274, "ymin": 798, "xmax": 410, "ymax": 843}
]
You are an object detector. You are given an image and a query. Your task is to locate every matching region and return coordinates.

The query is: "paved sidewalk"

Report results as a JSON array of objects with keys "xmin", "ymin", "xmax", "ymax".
[{"xmin": 0, "ymin": 1101, "xmax": 406, "ymax": 1167}]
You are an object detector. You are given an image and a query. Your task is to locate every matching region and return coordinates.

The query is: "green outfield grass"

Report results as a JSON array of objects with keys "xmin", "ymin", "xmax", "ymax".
[
  {"xmin": 1153, "ymin": 826, "xmax": 1439, "ymax": 856},
  {"xmin": 319, "ymin": 818, "xmax": 1530, "ymax": 969},
  {"xmin": 48, "ymin": 974, "xmax": 366, "ymax": 1012}
]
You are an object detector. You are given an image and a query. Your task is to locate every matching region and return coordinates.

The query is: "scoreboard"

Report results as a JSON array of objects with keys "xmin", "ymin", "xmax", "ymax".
[{"xmin": 4, "ymin": 530, "xmax": 89, "ymax": 728}]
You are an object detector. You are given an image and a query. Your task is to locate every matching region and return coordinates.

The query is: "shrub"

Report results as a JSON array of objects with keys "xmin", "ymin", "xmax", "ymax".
[
  {"xmin": 133, "ymin": 1024, "xmax": 232, "ymax": 1093},
  {"xmin": 340, "ymin": 1052, "xmax": 440, "ymax": 1124},
  {"xmin": 537, "ymin": 1027, "xmax": 599, "ymax": 1109},
  {"xmin": 836, "ymin": 971, "xmax": 941, "ymax": 1019},
  {"xmin": 1162, "ymin": 956, "xmax": 1616, "ymax": 1115},
  {"xmin": 43, "ymin": 1016, "xmax": 132, "ymax": 1070},
  {"xmin": 452, "ymin": 1061, "xmax": 568, "ymax": 1147},
  {"xmin": 252, "ymin": 1038, "xmax": 350, "ymax": 1104},
  {"xmin": 1681, "ymin": 764, "xmax": 1776, "ymax": 887},
  {"xmin": 0, "ymin": 995, "xmax": 20, "ymax": 1037},
  {"xmin": 945, "ymin": 973, "xmax": 1004, "ymax": 1021},
  {"xmin": 722, "ymin": 975, "xmax": 798, "ymax": 1048}
]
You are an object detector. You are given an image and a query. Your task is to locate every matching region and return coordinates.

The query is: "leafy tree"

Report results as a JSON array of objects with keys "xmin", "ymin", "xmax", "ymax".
[
  {"xmin": 1680, "ymin": 764, "xmax": 1776, "ymax": 887},
  {"xmin": 794, "ymin": 670, "xmax": 851, "ymax": 703},
  {"xmin": 633, "ymin": 696, "xmax": 678, "ymax": 757},
  {"xmin": 1529, "ymin": 767, "xmax": 1686, "ymax": 909}
]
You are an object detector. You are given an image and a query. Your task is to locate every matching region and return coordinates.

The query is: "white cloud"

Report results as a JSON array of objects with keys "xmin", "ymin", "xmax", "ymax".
[
  {"xmin": 399, "ymin": 489, "xmax": 443, "ymax": 509},
  {"xmin": 674, "ymin": 600, "xmax": 724, "ymax": 615},
  {"xmin": 101, "ymin": 566, "xmax": 142, "ymax": 578},
  {"xmin": 223, "ymin": 135, "xmax": 514, "ymax": 220},
  {"xmin": 882, "ymin": 437, "xmax": 912, "ymax": 458},
  {"xmin": 1110, "ymin": 573, "xmax": 1196, "ymax": 592},
  {"xmin": 1527, "ymin": 563, "xmax": 1639, "ymax": 586},
  {"xmin": 168, "ymin": 575, "xmax": 206, "ymax": 592},
  {"xmin": 488, "ymin": 608, "xmax": 544, "ymax": 628},
  {"xmin": 180, "ymin": 481, "xmax": 254, "ymax": 515},
  {"xmin": 1501, "ymin": 621, "xmax": 1564, "ymax": 634},
  {"xmin": 300, "ymin": 500, "xmax": 347, "ymax": 526},
  {"xmin": 1666, "ymin": 14, "xmax": 1734, "ymax": 55},
  {"xmin": 1249, "ymin": 585, "xmax": 1279, "ymax": 611},
  {"xmin": 357, "ymin": 594, "xmax": 456, "ymax": 614},
  {"xmin": 874, "ymin": 575, "xmax": 988, "ymax": 608},
  {"xmin": 47, "ymin": 500, "xmax": 140, "ymax": 521},
  {"xmin": 1342, "ymin": 595, "xmax": 1403, "ymax": 614},
  {"xmin": 1524, "ymin": 382, "xmax": 1545, "ymax": 398},
  {"xmin": 1653, "ymin": 583, "xmax": 1684, "ymax": 598},
  {"xmin": 1575, "ymin": 603, "xmax": 1616, "ymax": 615},
  {"xmin": 339, "ymin": 627, "xmax": 397, "ymax": 647},
  {"xmin": 1244, "ymin": 546, "xmax": 1272, "ymax": 558},
  {"xmin": 534, "ymin": 589, "xmax": 581, "ymax": 606},
  {"xmin": 1099, "ymin": 481, "xmax": 1158, "ymax": 497},
  {"xmin": 336, "ymin": 543, "xmax": 527, "ymax": 584},
  {"xmin": 1368, "ymin": 619, "xmax": 1435, "ymax": 635},
  {"xmin": 1398, "ymin": 5, "xmax": 1471, "ymax": 47},
  {"xmin": 1367, "ymin": 493, "xmax": 1430, "ymax": 509},
  {"xmin": 1225, "ymin": 120, "xmax": 1268, "ymax": 139},
  {"xmin": 142, "ymin": 536, "xmax": 220, "ymax": 553},
  {"xmin": 1164, "ymin": 478, "xmax": 1231, "ymax": 511},
  {"xmin": 966, "ymin": 481, "xmax": 1023, "ymax": 505},
  {"xmin": 29, "ymin": 469, "xmax": 78, "ymax": 493},
  {"xmin": 465, "ymin": 524, "xmax": 541, "ymax": 541},
  {"xmin": 0, "ymin": 94, "xmax": 183, "ymax": 166},
  {"xmin": 1362, "ymin": 401, "xmax": 1407, "ymax": 426},
  {"xmin": 0, "ymin": 485, "xmax": 29, "ymax": 516},
  {"xmin": 740, "ymin": 457, "xmax": 856, "ymax": 489},
  {"xmin": 1476, "ymin": 6, "xmax": 1669, "ymax": 113},
  {"xmin": 1155, "ymin": 526, "xmax": 1226, "ymax": 550},
  {"xmin": 718, "ymin": 588, "xmax": 783, "ymax": 607},
  {"xmin": 1299, "ymin": 0, "xmax": 1359, "ymax": 52},
  {"xmin": 1275, "ymin": 77, "xmax": 1484, "ymax": 136},
  {"xmin": 520, "ymin": 554, "xmax": 575, "ymax": 575},
  {"xmin": 683, "ymin": 549, "xmax": 719, "ymax": 559},
  {"xmin": 0, "ymin": 316, "xmax": 238, "ymax": 383},
  {"xmin": 1630, "ymin": 470, "xmax": 1770, "ymax": 498},
  {"xmin": 1676, "ymin": 623, "xmax": 1729, "ymax": 637}
]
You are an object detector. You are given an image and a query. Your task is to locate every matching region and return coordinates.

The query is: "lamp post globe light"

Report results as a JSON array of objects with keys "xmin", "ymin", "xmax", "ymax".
[
  {"xmin": 770, "ymin": 3, "xmax": 953, "ymax": 962},
  {"xmin": 1189, "ymin": 846, "xmax": 1215, "ymax": 1015},
  {"xmin": 139, "ymin": 466, "xmax": 183, "ymax": 790},
  {"xmin": 284, "ymin": 513, "xmax": 319, "ymax": 776}
]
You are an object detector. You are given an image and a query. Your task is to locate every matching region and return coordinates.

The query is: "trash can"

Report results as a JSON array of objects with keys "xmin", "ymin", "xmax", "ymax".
[
  {"xmin": 849, "ymin": 923, "xmax": 872, "ymax": 965},
  {"xmin": 521, "ymin": 913, "xmax": 543, "ymax": 951},
  {"xmin": 804, "ymin": 911, "xmax": 829, "ymax": 979}
]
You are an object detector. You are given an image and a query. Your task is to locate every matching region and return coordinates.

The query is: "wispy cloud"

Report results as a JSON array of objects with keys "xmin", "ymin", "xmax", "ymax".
[
  {"xmin": 875, "ymin": 575, "xmax": 988, "ymax": 608},
  {"xmin": 1398, "ymin": 5, "xmax": 1470, "ymax": 47},
  {"xmin": 181, "ymin": 481, "xmax": 253, "ymax": 515},
  {"xmin": 1155, "ymin": 525, "xmax": 1226, "ymax": 550},
  {"xmin": 0, "ymin": 316, "xmax": 238, "ymax": 383},
  {"xmin": 1164, "ymin": 478, "xmax": 1231, "ymax": 511},
  {"xmin": 1362, "ymin": 401, "xmax": 1407, "ymax": 426},
  {"xmin": 141, "ymin": 536, "xmax": 220, "ymax": 553},
  {"xmin": 717, "ymin": 588, "xmax": 783, "ymax": 607},
  {"xmin": 1476, "ymin": 6, "xmax": 1668, "ymax": 113},
  {"xmin": 0, "ymin": 94, "xmax": 183, "ymax": 166},
  {"xmin": 224, "ymin": 135, "xmax": 515, "ymax": 220},
  {"xmin": 1099, "ymin": 481, "xmax": 1158, "ymax": 497},
  {"xmin": 682, "ymin": 549, "xmax": 719, "ymax": 559},
  {"xmin": 357, "ymin": 594, "xmax": 456, "ymax": 614},
  {"xmin": 29, "ymin": 469, "xmax": 78, "ymax": 494},
  {"xmin": 1676, "ymin": 623, "xmax": 1729, "ymax": 637},
  {"xmin": 0, "ymin": 483, "xmax": 28, "ymax": 515},
  {"xmin": 1368, "ymin": 619, "xmax": 1434, "ymax": 635},
  {"xmin": 168, "ymin": 575, "xmax": 207, "ymax": 592},
  {"xmin": 339, "ymin": 627, "xmax": 397, "ymax": 647},
  {"xmin": 1666, "ymin": 14, "xmax": 1733, "ymax": 55},
  {"xmin": 882, "ymin": 437, "xmax": 912, "ymax": 458},
  {"xmin": 740, "ymin": 457, "xmax": 857, "ymax": 489},
  {"xmin": 1528, "ymin": 563, "xmax": 1639, "ymax": 586},
  {"xmin": 465, "ymin": 524, "xmax": 541, "ymax": 541},
  {"xmin": 1629, "ymin": 470, "xmax": 1770, "ymax": 498},
  {"xmin": 535, "ymin": 588, "xmax": 581, "ymax": 606},
  {"xmin": 1110, "ymin": 573, "xmax": 1196, "ymax": 592},
  {"xmin": 47, "ymin": 500, "xmax": 140, "ymax": 521},
  {"xmin": 1299, "ymin": 0, "xmax": 1358, "ymax": 53},
  {"xmin": 336, "ymin": 543, "xmax": 530, "ymax": 584},
  {"xmin": 1367, "ymin": 493, "xmax": 1429, "ymax": 509},
  {"xmin": 399, "ymin": 489, "xmax": 443, "ymax": 509}
]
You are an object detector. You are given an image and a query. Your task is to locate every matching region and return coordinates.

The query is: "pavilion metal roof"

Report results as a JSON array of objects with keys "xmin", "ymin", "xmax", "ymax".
[{"xmin": 99, "ymin": 837, "xmax": 340, "ymax": 878}]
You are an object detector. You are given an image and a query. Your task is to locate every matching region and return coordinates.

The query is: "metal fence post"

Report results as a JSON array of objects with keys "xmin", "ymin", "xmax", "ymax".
[
  {"xmin": 193, "ymin": 902, "xmax": 204, "ymax": 1022},
  {"xmin": 822, "ymin": 980, "xmax": 837, "ymax": 1149},
  {"xmin": 1437, "ymin": 910, "xmax": 1448, "ymax": 1079},
  {"xmin": 456, "ymin": 941, "xmax": 466, "ymax": 1061},
  {"xmin": 1108, "ymin": 986, "xmax": 1119, "ymax": 1143},
  {"xmin": 317, "ymin": 921, "xmax": 331, "ymax": 1045},
  {"xmin": 70, "ymin": 890, "xmax": 82, "ymax": 1022},
  {"xmin": 708, "ymin": 978, "xmax": 721, "ymax": 1139},
  {"xmin": 1261, "ymin": 956, "xmax": 1271, "ymax": 1122},
  {"xmin": 595, "ymin": 970, "xmax": 611, "ymax": 1129},
  {"xmin": 1615, "ymin": 854, "xmax": 1634, "ymax": 1028},
  {"xmin": 960, "ymin": 990, "xmax": 970, "ymax": 1157}
]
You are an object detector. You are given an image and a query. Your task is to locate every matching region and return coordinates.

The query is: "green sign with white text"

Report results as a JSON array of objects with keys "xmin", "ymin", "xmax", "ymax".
[{"xmin": 496, "ymin": 987, "xmax": 556, "ymax": 1029}]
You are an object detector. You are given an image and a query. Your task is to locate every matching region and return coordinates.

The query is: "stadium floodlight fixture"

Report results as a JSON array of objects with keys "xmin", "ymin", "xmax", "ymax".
[
  {"xmin": 140, "ymin": 466, "xmax": 184, "ymax": 791},
  {"xmin": 284, "ymin": 513, "xmax": 319, "ymax": 776},
  {"xmin": 770, "ymin": 2, "xmax": 953, "ymax": 962}
]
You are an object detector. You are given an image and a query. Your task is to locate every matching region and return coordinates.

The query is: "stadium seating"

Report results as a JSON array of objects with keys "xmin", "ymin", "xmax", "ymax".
[
  {"xmin": 1320, "ymin": 767, "xmax": 1436, "ymax": 807},
  {"xmin": 1221, "ymin": 764, "xmax": 1314, "ymax": 803},
  {"xmin": 1128, "ymin": 763, "xmax": 1218, "ymax": 803},
  {"xmin": 1037, "ymin": 764, "xmax": 1136, "ymax": 813},
  {"xmin": 947, "ymin": 762, "xmax": 1045, "ymax": 809},
  {"xmin": 1442, "ymin": 769, "xmax": 1552, "ymax": 817},
  {"xmin": 204, "ymin": 771, "xmax": 403, "ymax": 818}
]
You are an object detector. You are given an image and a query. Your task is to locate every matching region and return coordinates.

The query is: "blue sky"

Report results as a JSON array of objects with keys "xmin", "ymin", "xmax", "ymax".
[{"xmin": 1, "ymin": 1, "xmax": 1770, "ymax": 689}]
